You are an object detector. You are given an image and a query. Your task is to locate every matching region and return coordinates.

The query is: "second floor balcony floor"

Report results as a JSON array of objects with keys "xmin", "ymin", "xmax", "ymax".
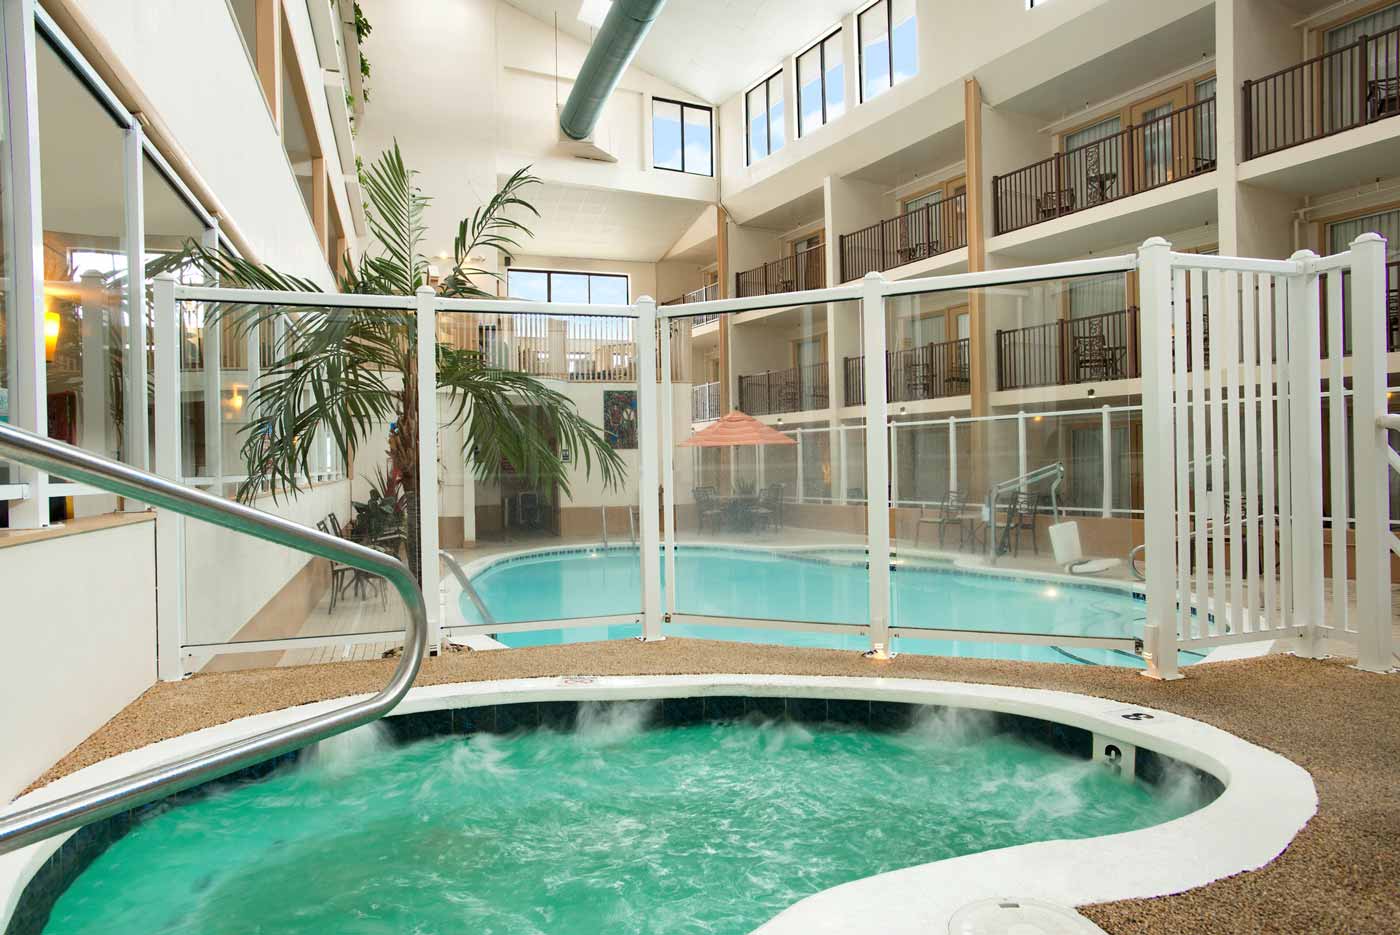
[{"xmin": 993, "ymin": 96, "xmax": 1217, "ymax": 237}]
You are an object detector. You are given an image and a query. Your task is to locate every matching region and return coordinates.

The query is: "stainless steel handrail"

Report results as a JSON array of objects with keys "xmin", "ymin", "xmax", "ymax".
[
  {"xmin": 0, "ymin": 423, "xmax": 427, "ymax": 856},
  {"xmin": 439, "ymin": 549, "xmax": 496, "ymax": 627}
]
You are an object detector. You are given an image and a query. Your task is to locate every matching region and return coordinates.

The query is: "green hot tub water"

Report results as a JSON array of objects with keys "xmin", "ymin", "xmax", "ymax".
[{"xmin": 41, "ymin": 703, "xmax": 1211, "ymax": 935}]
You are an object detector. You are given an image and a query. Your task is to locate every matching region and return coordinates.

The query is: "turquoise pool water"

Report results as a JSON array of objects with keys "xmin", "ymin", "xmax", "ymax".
[
  {"xmin": 461, "ymin": 547, "xmax": 1203, "ymax": 667},
  {"xmin": 41, "ymin": 705, "xmax": 1210, "ymax": 935}
]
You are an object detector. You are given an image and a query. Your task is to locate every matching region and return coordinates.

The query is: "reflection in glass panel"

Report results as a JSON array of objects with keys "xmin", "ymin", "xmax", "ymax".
[
  {"xmin": 145, "ymin": 157, "xmax": 212, "ymax": 478},
  {"xmin": 767, "ymin": 74, "xmax": 785, "ymax": 154},
  {"xmin": 0, "ymin": 51, "xmax": 9, "ymax": 526},
  {"xmin": 798, "ymin": 44, "xmax": 823, "ymax": 136},
  {"xmin": 682, "ymin": 105, "xmax": 712, "ymax": 176},
  {"xmin": 860, "ymin": 2, "xmax": 890, "ymax": 102},
  {"xmin": 37, "ymin": 35, "xmax": 129, "ymax": 519},
  {"xmin": 824, "ymin": 33, "xmax": 846, "ymax": 120},
  {"xmin": 746, "ymin": 85, "xmax": 768, "ymax": 162},
  {"xmin": 652, "ymin": 99, "xmax": 683, "ymax": 171}
]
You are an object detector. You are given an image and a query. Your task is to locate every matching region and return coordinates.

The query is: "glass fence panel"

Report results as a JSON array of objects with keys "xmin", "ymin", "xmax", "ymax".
[
  {"xmin": 438, "ymin": 306, "xmax": 643, "ymax": 647},
  {"xmin": 669, "ymin": 302, "xmax": 870, "ymax": 650},
  {"xmin": 885, "ymin": 278, "xmax": 1147, "ymax": 668},
  {"xmin": 181, "ymin": 302, "xmax": 403, "ymax": 657}
]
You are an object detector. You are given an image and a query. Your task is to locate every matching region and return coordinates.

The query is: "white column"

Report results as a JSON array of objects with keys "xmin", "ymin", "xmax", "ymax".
[
  {"xmin": 1137, "ymin": 238, "xmax": 1181, "ymax": 680},
  {"xmin": 889, "ymin": 421, "xmax": 900, "ymax": 506},
  {"xmin": 861, "ymin": 272, "xmax": 892, "ymax": 658},
  {"xmin": 636, "ymin": 296, "xmax": 664, "ymax": 640},
  {"xmin": 837, "ymin": 425, "xmax": 848, "ymax": 504},
  {"xmin": 1287, "ymin": 251, "xmax": 1325, "ymax": 659},
  {"xmin": 1016, "ymin": 410, "xmax": 1028, "ymax": 487},
  {"xmin": 123, "ymin": 124, "xmax": 148, "ymax": 477},
  {"xmin": 4, "ymin": 0, "xmax": 48, "ymax": 529},
  {"xmin": 201, "ymin": 225, "xmax": 223, "ymax": 494},
  {"xmin": 1346, "ymin": 234, "xmax": 1394, "ymax": 673},
  {"xmin": 415, "ymin": 287, "xmax": 441, "ymax": 653},
  {"xmin": 795, "ymin": 428, "xmax": 805, "ymax": 503},
  {"xmin": 1101, "ymin": 404, "xmax": 1113, "ymax": 519},
  {"xmin": 660, "ymin": 315, "xmax": 677, "ymax": 617},
  {"xmin": 948, "ymin": 416, "xmax": 958, "ymax": 493},
  {"xmin": 152, "ymin": 274, "xmax": 186, "ymax": 681}
]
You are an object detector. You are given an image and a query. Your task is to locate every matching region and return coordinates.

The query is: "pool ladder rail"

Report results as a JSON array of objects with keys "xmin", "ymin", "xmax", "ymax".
[{"xmin": 0, "ymin": 422, "xmax": 429, "ymax": 857}]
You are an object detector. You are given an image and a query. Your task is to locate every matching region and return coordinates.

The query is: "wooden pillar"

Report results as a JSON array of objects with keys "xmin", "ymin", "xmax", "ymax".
[
  {"xmin": 311, "ymin": 157, "xmax": 329, "ymax": 258},
  {"xmin": 256, "ymin": 0, "xmax": 282, "ymax": 129},
  {"xmin": 964, "ymin": 78, "xmax": 991, "ymax": 499}
]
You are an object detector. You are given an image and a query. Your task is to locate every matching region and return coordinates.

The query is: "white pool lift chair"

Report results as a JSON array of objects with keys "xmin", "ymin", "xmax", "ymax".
[{"xmin": 1048, "ymin": 521, "xmax": 1122, "ymax": 576}]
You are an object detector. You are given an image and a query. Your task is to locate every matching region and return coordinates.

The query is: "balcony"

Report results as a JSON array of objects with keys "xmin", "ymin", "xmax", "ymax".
[
  {"xmin": 662, "ymin": 283, "xmax": 720, "ymax": 308},
  {"xmin": 1244, "ymin": 26, "xmax": 1400, "ymax": 160},
  {"xmin": 995, "ymin": 308, "xmax": 1140, "ymax": 392},
  {"xmin": 736, "ymin": 243, "xmax": 825, "ymax": 298},
  {"xmin": 992, "ymin": 98, "xmax": 1216, "ymax": 236},
  {"xmin": 692, "ymin": 381, "xmax": 721, "ymax": 421},
  {"xmin": 737, "ymin": 362, "xmax": 829, "ymax": 415},
  {"xmin": 843, "ymin": 339, "xmax": 970, "ymax": 407},
  {"xmin": 839, "ymin": 193, "xmax": 968, "ymax": 282}
]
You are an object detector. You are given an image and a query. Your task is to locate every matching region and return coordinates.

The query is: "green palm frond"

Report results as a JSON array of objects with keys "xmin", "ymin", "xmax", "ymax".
[{"xmin": 439, "ymin": 166, "xmax": 541, "ymax": 298}]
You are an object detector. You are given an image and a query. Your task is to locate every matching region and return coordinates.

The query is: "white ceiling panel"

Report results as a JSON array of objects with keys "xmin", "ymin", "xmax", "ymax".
[{"xmin": 507, "ymin": 180, "xmax": 711, "ymax": 261}]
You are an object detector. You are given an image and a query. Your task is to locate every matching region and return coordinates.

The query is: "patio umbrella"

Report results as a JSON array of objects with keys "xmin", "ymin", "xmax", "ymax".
[{"xmin": 677, "ymin": 410, "xmax": 797, "ymax": 448}]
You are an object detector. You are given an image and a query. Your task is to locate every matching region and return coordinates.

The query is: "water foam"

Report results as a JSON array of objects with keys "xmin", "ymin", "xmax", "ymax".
[
  {"xmin": 302, "ymin": 721, "xmax": 391, "ymax": 776},
  {"xmin": 573, "ymin": 700, "xmax": 656, "ymax": 747}
]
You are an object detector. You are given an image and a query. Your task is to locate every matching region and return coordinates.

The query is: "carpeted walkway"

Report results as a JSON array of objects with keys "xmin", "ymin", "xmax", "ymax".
[{"xmin": 24, "ymin": 641, "xmax": 1400, "ymax": 934}]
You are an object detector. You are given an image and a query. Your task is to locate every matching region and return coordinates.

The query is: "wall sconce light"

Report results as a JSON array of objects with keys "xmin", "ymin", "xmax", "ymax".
[{"xmin": 43, "ymin": 311, "xmax": 61, "ymax": 363}]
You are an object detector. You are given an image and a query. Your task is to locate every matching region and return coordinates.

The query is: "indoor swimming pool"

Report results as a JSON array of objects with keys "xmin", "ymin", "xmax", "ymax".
[{"xmin": 457, "ymin": 545, "xmax": 1206, "ymax": 667}]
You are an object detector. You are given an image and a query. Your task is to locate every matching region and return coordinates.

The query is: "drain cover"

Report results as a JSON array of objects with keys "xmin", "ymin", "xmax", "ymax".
[{"xmin": 947, "ymin": 898, "xmax": 1107, "ymax": 935}]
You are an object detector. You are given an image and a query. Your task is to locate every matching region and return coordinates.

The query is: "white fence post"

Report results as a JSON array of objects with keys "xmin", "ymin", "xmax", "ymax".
[
  {"xmin": 1347, "ymin": 233, "xmax": 1395, "ymax": 673},
  {"xmin": 947, "ymin": 416, "xmax": 958, "ymax": 493},
  {"xmin": 1017, "ymin": 410, "xmax": 1028, "ymax": 488},
  {"xmin": 152, "ymin": 274, "xmax": 186, "ymax": 681},
  {"xmin": 4, "ymin": 0, "xmax": 48, "ymax": 529},
  {"xmin": 1101, "ymin": 404, "xmax": 1113, "ymax": 518},
  {"xmin": 636, "ymin": 296, "xmax": 664, "ymax": 641},
  {"xmin": 660, "ymin": 315, "xmax": 678, "ymax": 618},
  {"xmin": 416, "ymin": 287, "xmax": 441, "ymax": 655},
  {"xmin": 1287, "ymin": 251, "xmax": 1325, "ymax": 658},
  {"xmin": 861, "ymin": 272, "xmax": 893, "ymax": 658},
  {"xmin": 1137, "ymin": 238, "xmax": 1181, "ymax": 680},
  {"xmin": 123, "ymin": 123, "xmax": 149, "ymax": 480},
  {"xmin": 795, "ymin": 428, "xmax": 805, "ymax": 503}
]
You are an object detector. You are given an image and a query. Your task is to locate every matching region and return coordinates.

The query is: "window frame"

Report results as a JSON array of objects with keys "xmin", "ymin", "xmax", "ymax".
[
  {"xmin": 651, "ymin": 96, "xmax": 713, "ymax": 177},
  {"xmin": 858, "ymin": 0, "xmax": 894, "ymax": 104},
  {"xmin": 746, "ymin": 69, "xmax": 784, "ymax": 165},
  {"xmin": 506, "ymin": 268, "xmax": 632, "ymax": 305},
  {"xmin": 797, "ymin": 29, "xmax": 842, "ymax": 138}
]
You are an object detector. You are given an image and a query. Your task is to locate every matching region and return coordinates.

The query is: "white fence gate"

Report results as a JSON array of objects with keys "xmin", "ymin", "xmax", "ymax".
[{"xmin": 1138, "ymin": 235, "xmax": 1395, "ymax": 678}]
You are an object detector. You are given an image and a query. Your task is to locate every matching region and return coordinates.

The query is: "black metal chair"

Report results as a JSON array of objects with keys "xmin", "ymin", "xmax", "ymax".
[
  {"xmin": 915, "ymin": 490, "xmax": 972, "ymax": 550},
  {"xmin": 694, "ymin": 486, "xmax": 725, "ymax": 533},
  {"xmin": 318, "ymin": 519, "xmax": 356, "ymax": 614},
  {"xmin": 1006, "ymin": 491, "xmax": 1043, "ymax": 556}
]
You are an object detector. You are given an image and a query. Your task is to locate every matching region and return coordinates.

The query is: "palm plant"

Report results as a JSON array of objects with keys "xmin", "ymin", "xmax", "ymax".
[{"xmin": 173, "ymin": 142, "xmax": 625, "ymax": 578}]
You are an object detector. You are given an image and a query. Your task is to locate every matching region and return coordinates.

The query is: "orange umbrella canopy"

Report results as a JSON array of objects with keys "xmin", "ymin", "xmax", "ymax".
[{"xmin": 679, "ymin": 410, "xmax": 797, "ymax": 448}]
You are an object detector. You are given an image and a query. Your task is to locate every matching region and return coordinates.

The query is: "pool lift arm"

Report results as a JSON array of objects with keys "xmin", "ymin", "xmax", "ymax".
[{"xmin": 985, "ymin": 462, "xmax": 1064, "ymax": 565}]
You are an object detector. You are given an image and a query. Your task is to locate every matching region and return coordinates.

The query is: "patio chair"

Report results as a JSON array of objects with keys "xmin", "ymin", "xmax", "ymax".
[
  {"xmin": 1006, "ymin": 491, "xmax": 1043, "ymax": 556},
  {"xmin": 915, "ymin": 490, "xmax": 971, "ymax": 550},
  {"xmin": 317, "ymin": 519, "xmax": 356, "ymax": 614},
  {"xmin": 1073, "ymin": 320, "xmax": 1118, "ymax": 382},
  {"xmin": 1037, "ymin": 188, "xmax": 1074, "ymax": 219},
  {"xmin": 750, "ymin": 485, "xmax": 777, "ymax": 533},
  {"xmin": 694, "ymin": 486, "xmax": 725, "ymax": 534},
  {"xmin": 518, "ymin": 492, "xmax": 542, "ymax": 529}
]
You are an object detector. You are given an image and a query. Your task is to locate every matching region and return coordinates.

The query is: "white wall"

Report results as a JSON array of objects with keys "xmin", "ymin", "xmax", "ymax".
[
  {"xmin": 68, "ymin": 0, "xmax": 335, "ymax": 281},
  {"xmin": 0, "ymin": 521, "xmax": 157, "ymax": 799},
  {"xmin": 182, "ymin": 481, "xmax": 353, "ymax": 645}
]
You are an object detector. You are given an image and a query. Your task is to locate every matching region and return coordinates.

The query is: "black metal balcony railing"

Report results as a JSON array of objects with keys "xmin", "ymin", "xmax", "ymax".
[
  {"xmin": 661, "ymin": 283, "xmax": 720, "ymax": 306},
  {"xmin": 843, "ymin": 338, "xmax": 971, "ymax": 406},
  {"xmin": 993, "ymin": 97, "xmax": 1217, "ymax": 236},
  {"xmin": 1244, "ymin": 25, "xmax": 1400, "ymax": 160},
  {"xmin": 692, "ymin": 381, "xmax": 721, "ymax": 421},
  {"xmin": 737, "ymin": 362, "xmax": 829, "ymax": 415},
  {"xmin": 736, "ymin": 244, "xmax": 826, "ymax": 298},
  {"xmin": 1321, "ymin": 261, "xmax": 1400, "ymax": 356},
  {"xmin": 839, "ymin": 193, "xmax": 968, "ymax": 282},
  {"xmin": 995, "ymin": 308, "xmax": 1141, "ymax": 391}
]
